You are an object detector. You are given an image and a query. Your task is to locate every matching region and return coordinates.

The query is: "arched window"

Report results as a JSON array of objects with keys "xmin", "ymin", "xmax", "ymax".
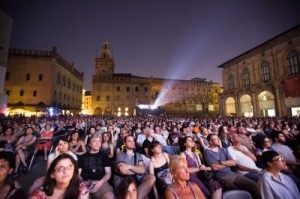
[
  {"xmin": 287, "ymin": 51, "xmax": 299, "ymax": 75},
  {"xmin": 261, "ymin": 61, "xmax": 270, "ymax": 81},
  {"xmin": 228, "ymin": 74, "xmax": 234, "ymax": 91},
  {"xmin": 20, "ymin": 90, "xmax": 24, "ymax": 96},
  {"xmin": 96, "ymin": 96, "xmax": 101, "ymax": 101},
  {"xmin": 126, "ymin": 86, "xmax": 130, "ymax": 92},
  {"xmin": 33, "ymin": 90, "xmax": 37, "ymax": 97},
  {"xmin": 135, "ymin": 86, "xmax": 139, "ymax": 92},
  {"xmin": 242, "ymin": 69, "xmax": 250, "ymax": 87}
]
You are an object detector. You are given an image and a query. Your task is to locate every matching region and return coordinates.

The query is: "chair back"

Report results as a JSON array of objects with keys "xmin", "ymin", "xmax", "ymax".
[{"xmin": 222, "ymin": 190, "xmax": 252, "ymax": 199}]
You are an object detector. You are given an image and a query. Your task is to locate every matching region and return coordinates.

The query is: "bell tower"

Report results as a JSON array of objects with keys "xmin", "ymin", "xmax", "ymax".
[{"xmin": 94, "ymin": 40, "xmax": 115, "ymax": 77}]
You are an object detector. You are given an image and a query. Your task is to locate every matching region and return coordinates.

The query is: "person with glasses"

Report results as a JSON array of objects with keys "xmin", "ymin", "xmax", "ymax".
[
  {"xmin": 29, "ymin": 153, "xmax": 89, "ymax": 199},
  {"xmin": 0, "ymin": 151, "xmax": 26, "ymax": 199},
  {"xmin": 258, "ymin": 151, "xmax": 300, "ymax": 199}
]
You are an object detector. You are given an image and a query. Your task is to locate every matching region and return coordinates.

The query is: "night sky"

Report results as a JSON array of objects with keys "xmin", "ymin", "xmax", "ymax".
[{"xmin": 1, "ymin": 0, "xmax": 300, "ymax": 90}]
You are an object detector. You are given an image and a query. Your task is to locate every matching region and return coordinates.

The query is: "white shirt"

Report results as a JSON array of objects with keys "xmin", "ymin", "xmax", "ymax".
[{"xmin": 227, "ymin": 145, "xmax": 261, "ymax": 175}]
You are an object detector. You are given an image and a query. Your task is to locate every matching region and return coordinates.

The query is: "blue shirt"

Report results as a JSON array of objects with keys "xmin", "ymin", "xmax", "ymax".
[
  {"xmin": 203, "ymin": 147, "xmax": 233, "ymax": 179},
  {"xmin": 258, "ymin": 171, "xmax": 300, "ymax": 199}
]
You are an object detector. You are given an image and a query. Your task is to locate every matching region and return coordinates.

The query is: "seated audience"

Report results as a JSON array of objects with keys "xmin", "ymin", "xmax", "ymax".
[
  {"xmin": 78, "ymin": 133, "xmax": 114, "ymax": 199},
  {"xmin": 227, "ymin": 133, "xmax": 262, "ymax": 182},
  {"xmin": 117, "ymin": 177, "xmax": 138, "ymax": 199},
  {"xmin": 0, "ymin": 151, "xmax": 26, "ymax": 199},
  {"xmin": 181, "ymin": 136, "xmax": 222, "ymax": 199},
  {"xmin": 114, "ymin": 135, "xmax": 155, "ymax": 199},
  {"xmin": 35, "ymin": 124, "xmax": 53, "ymax": 160},
  {"xmin": 258, "ymin": 151, "xmax": 300, "ymax": 199},
  {"xmin": 47, "ymin": 136, "xmax": 77, "ymax": 170},
  {"xmin": 203, "ymin": 134, "xmax": 260, "ymax": 199},
  {"xmin": 101, "ymin": 132, "xmax": 114, "ymax": 159},
  {"xmin": 14, "ymin": 127, "xmax": 37, "ymax": 177},
  {"xmin": 148, "ymin": 141, "xmax": 171, "ymax": 198},
  {"xmin": 271, "ymin": 130, "xmax": 300, "ymax": 167},
  {"xmin": 29, "ymin": 153, "xmax": 89, "ymax": 199},
  {"xmin": 0, "ymin": 127, "xmax": 16, "ymax": 152},
  {"xmin": 69, "ymin": 129, "xmax": 87, "ymax": 157},
  {"xmin": 165, "ymin": 155, "xmax": 206, "ymax": 199}
]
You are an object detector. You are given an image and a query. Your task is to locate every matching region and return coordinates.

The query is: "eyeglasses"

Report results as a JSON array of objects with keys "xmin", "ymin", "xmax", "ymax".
[
  {"xmin": 0, "ymin": 164, "xmax": 9, "ymax": 170},
  {"xmin": 54, "ymin": 165, "xmax": 74, "ymax": 173},
  {"xmin": 272, "ymin": 156, "xmax": 285, "ymax": 162}
]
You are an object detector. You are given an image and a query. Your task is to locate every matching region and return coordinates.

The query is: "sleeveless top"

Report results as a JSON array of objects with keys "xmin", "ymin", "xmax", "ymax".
[
  {"xmin": 152, "ymin": 154, "xmax": 169, "ymax": 176},
  {"xmin": 167, "ymin": 182, "xmax": 199, "ymax": 199}
]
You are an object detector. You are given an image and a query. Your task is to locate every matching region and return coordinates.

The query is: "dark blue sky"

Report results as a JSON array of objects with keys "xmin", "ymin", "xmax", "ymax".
[{"xmin": 1, "ymin": 0, "xmax": 300, "ymax": 90}]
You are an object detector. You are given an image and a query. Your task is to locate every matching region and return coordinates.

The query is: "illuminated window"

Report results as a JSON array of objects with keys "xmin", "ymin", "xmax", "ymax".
[
  {"xmin": 261, "ymin": 61, "xmax": 270, "ymax": 81},
  {"xmin": 125, "ymin": 107, "xmax": 129, "ymax": 111},
  {"xmin": 287, "ymin": 51, "xmax": 299, "ymax": 75},
  {"xmin": 118, "ymin": 107, "xmax": 121, "ymax": 111}
]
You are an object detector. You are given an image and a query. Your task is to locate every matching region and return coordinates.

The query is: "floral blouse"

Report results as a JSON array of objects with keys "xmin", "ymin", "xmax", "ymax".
[{"xmin": 29, "ymin": 182, "xmax": 89, "ymax": 199}]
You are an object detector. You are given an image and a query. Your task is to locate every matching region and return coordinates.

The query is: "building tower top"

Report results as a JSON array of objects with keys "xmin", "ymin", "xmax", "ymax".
[{"xmin": 100, "ymin": 40, "xmax": 112, "ymax": 59}]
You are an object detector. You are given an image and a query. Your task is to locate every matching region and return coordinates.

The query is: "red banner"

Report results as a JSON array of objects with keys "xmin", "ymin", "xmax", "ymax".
[{"xmin": 283, "ymin": 76, "xmax": 300, "ymax": 97}]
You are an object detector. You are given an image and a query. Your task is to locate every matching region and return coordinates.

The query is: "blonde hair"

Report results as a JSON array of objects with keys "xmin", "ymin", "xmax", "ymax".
[{"xmin": 169, "ymin": 154, "xmax": 187, "ymax": 175}]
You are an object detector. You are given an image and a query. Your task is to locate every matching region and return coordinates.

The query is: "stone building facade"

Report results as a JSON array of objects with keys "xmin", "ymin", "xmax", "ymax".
[
  {"xmin": 92, "ymin": 41, "xmax": 222, "ymax": 116},
  {"xmin": 219, "ymin": 25, "xmax": 300, "ymax": 117},
  {"xmin": 5, "ymin": 47, "xmax": 84, "ymax": 116}
]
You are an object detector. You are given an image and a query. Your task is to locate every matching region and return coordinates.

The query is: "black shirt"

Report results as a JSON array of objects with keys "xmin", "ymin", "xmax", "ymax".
[{"xmin": 78, "ymin": 151, "xmax": 110, "ymax": 181}]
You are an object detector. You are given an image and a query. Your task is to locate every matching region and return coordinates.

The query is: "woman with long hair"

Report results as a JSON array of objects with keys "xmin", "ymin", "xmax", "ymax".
[
  {"xmin": 181, "ymin": 136, "xmax": 222, "ymax": 199},
  {"xmin": 29, "ymin": 153, "xmax": 89, "ymax": 199},
  {"xmin": 117, "ymin": 177, "xmax": 138, "ymax": 199},
  {"xmin": 101, "ymin": 132, "xmax": 114, "ymax": 159},
  {"xmin": 47, "ymin": 136, "xmax": 77, "ymax": 170},
  {"xmin": 13, "ymin": 127, "xmax": 37, "ymax": 177},
  {"xmin": 69, "ymin": 130, "xmax": 86, "ymax": 157}
]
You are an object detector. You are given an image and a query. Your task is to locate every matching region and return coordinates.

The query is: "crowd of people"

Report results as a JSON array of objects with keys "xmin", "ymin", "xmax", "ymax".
[{"xmin": 0, "ymin": 114, "xmax": 300, "ymax": 199}]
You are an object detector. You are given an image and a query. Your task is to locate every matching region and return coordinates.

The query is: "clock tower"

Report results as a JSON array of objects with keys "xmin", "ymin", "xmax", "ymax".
[{"xmin": 95, "ymin": 40, "xmax": 115, "ymax": 77}]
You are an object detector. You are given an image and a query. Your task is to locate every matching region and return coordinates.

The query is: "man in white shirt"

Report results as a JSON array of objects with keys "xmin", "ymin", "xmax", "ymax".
[{"xmin": 228, "ymin": 133, "xmax": 262, "ymax": 182}]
